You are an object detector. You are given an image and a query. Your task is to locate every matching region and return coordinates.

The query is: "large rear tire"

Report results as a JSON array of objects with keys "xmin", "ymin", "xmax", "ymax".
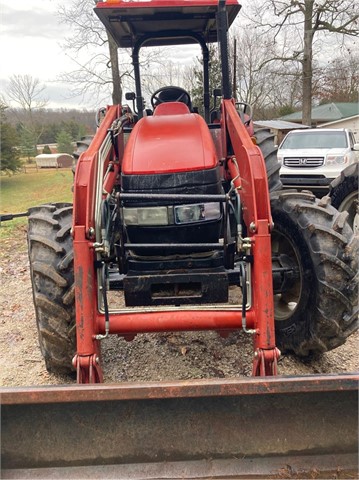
[
  {"xmin": 270, "ymin": 190, "xmax": 358, "ymax": 355},
  {"xmin": 329, "ymin": 162, "xmax": 358, "ymax": 232},
  {"xmin": 255, "ymin": 127, "xmax": 282, "ymax": 192},
  {"xmin": 28, "ymin": 203, "xmax": 76, "ymax": 374},
  {"xmin": 73, "ymin": 135, "xmax": 94, "ymax": 163},
  {"xmin": 72, "ymin": 135, "xmax": 93, "ymax": 176}
]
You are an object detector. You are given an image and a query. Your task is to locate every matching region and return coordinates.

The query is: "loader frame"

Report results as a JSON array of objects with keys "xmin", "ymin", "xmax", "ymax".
[{"xmin": 71, "ymin": 0, "xmax": 280, "ymax": 383}]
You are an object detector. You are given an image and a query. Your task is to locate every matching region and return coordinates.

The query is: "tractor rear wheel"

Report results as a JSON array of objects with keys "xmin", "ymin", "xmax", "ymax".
[
  {"xmin": 72, "ymin": 135, "xmax": 93, "ymax": 175},
  {"xmin": 28, "ymin": 203, "xmax": 76, "ymax": 374},
  {"xmin": 270, "ymin": 190, "xmax": 358, "ymax": 355},
  {"xmin": 255, "ymin": 128, "xmax": 282, "ymax": 192},
  {"xmin": 329, "ymin": 162, "xmax": 358, "ymax": 232}
]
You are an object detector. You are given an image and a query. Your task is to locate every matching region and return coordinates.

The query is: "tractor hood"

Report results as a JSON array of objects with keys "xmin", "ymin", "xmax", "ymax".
[{"xmin": 122, "ymin": 110, "xmax": 218, "ymax": 175}]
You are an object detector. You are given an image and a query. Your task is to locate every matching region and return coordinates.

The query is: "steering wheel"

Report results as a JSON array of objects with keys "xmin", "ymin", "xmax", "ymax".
[{"xmin": 151, "ymin": 86, "xmax": 192, "ymax": 110}]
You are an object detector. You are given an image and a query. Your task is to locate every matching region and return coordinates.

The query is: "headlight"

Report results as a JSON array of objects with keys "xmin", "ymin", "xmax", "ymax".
[
  {"xmin": 277, "ymin": 154, "xmax": 283, "ymax": 164},
  {"xmin": 326, "ymin": 154, "xmax": 347, "ymax": 165},
  {"xmin": 174, "ymin": 203, "xmax": 221, "ymax": 224},
  {"xmin": 123, "ymin": 203, "xmax": 221, "ymax": 226},
  {"xmin": 123, "ymin": 206, "xmax": 169, "ymax": 225}
]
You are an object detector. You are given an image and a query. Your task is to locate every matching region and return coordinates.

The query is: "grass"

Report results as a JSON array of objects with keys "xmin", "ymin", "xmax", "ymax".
[{"xmin": 0, "ymin": 168, "xmax": 73, "ymax": 239}]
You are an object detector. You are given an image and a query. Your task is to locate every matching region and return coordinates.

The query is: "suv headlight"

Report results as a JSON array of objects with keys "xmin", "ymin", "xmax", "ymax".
[
  {"xmin": 326, "ymin": 154, "xmax": 348, "ymax": 165},
  {"xmin": 123, "ymin": 203, "xmax": 221, "ymax": 226}
]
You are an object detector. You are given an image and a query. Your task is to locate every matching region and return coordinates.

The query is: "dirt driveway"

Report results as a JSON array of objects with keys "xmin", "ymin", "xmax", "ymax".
[{"xmin": 0, "ymin": 225, "xmax": 358, "ymax": 387}]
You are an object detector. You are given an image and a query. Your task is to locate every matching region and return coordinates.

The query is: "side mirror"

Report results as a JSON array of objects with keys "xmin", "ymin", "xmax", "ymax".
[
  {"xmin": 125, "ymin": 92, "xmax": 136, "ymax": 101},
  {"xmin": 352, "ymin": 143, "xmax": 359, "ymax": 151}
]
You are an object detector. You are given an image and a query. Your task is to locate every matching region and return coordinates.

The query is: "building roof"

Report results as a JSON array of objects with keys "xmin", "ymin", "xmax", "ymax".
[
  {"xmin": 35, "ymin": 154, "xmax": 73, "ymax": 160},
  {"xmin": 254, "ymin": 120, "xmax": 310, "ymax": 130},
  {"xmin": 279, "ymin": 103, "xmax": 359, "ymax": 122}
]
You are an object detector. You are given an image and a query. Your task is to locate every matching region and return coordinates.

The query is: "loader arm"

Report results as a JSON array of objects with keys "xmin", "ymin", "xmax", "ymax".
[{"xmin": 221, "ymin": 99, "xmax": 278, "ymax": 370}]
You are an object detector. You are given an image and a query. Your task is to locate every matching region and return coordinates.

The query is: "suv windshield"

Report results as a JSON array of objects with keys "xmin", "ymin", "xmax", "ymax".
[{"xmin": 281, "ymin": 131, "xmax": 348, "ymax": 149}]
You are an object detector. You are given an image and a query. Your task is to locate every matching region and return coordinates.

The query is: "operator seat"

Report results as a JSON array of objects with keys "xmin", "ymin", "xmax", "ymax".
[{"xmin": 153, "ymin": 102, "xmax": 191, "ymax": 116}]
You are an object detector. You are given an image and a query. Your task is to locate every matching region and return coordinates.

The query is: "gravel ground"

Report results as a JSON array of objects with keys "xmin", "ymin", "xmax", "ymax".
[{"xmin": 0, "ymin": 225, "xmax": 358, "ymax": 387}]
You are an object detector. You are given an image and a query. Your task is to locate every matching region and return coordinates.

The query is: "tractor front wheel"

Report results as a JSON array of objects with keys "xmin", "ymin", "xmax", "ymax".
[
  {"xmin": 270, "ymin": 190, "xmax": 358, "ymax": 355},
  {"xmin": 28, "ymin": 203, "xmax": 76, "ymax": 374}
]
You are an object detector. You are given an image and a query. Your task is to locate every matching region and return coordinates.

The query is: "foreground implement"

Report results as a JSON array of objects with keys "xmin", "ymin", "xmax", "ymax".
[{"xmin": 1, "ymin": 374, "xmax": 358, "ymax": 479}]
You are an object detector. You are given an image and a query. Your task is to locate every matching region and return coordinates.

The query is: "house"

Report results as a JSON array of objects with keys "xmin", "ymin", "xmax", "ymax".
[
  {"xmin": 279, "ymin": 102, "xmax": 359, "ymax": 139},
  {"xmin": 35, "ymin": 153, "xmax": 74, "ymax": 169}
]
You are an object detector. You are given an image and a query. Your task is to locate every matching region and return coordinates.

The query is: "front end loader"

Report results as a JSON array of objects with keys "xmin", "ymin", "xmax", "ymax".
[{"xmin": 1, "ymin": 1, "xmax": 358, "ymax": 477}]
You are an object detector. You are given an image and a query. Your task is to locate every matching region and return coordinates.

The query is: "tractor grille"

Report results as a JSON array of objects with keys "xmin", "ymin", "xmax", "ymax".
[{"xmin": 283, "ymin": 157, "xmax": 324, "ymax": 168}]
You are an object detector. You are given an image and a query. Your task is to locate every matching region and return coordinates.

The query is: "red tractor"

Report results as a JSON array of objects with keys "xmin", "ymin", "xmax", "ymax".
[{"xmin": 27, "ymin": 0, "xmax": 358, "ymax": 383}]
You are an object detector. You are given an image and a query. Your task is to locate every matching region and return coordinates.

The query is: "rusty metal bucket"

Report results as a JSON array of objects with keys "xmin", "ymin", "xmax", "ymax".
[{"xmin": 1, "ymin": 374, "xmax": 358, "ymax": 479}]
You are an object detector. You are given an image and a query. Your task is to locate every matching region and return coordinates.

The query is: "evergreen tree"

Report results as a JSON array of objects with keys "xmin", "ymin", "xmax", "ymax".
[
  {"xmin": 20, "ymin": 128, "xmax": 37, "ymax": 161},
  {"xmin": 40, "ymin": 120, "xmax": 88, "ymax": 144},
  {"xmin": 56, "ymin": 130, "xmax": 74, "ymax": 155},
  {"xmin": 63, "ymin": 120, "xmax": 87, "ymax": 141},
  {"xmin": 1, "ymin": 124, "xmax": 23, "ymax": 173},
  {"xmin": 190, "ymin": 45, "xmax": 222, "ymax": 116},
  {"xmin": 0, "ymin": 103, "xmax": 22, "ymax": 174},
  {"xmin": 42, "ymin": 145, "xmax": 52, "ymax": 154}
]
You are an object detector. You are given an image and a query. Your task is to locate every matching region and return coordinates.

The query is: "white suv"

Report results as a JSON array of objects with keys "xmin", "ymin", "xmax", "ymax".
[{"xmin": 278, "ymin": 128, "xmax": 359, "ymax": 191}]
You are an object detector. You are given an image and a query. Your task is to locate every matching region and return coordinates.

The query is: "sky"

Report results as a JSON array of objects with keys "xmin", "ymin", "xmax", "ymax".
[
  {"xmin": 0, "ymin": 0, "xmax": 202, "ymax": 110},
  {"xmin": 1, "ymin": 1, "xmax": 357, "ymax": 112},
  {"xmin": 0, "ymin": 0, "xmax": 109, "ymax": 109}
]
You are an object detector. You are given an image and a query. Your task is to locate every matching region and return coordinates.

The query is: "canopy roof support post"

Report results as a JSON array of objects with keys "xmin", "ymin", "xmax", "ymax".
[{"xmin": 217, "ymin": 0, "xmax": 232, "ymax": 100}]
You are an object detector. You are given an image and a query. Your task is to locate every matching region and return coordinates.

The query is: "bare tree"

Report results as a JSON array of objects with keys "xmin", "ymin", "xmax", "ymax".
[
  {"xmin": 58, "ymin": 1, "xmax": 167, "ymax": 107},
  {"xmin": 229, "ymin": 28, "xmax": 302, "ymax": 118},
  {"xmin": 7, "ymin": 74, "xmax": 47, "ymax": 117},
  {"xmin": 316, "ymin": 50, "xmax": 359, "ymax": 103},
  {"xmin": 141, "ymin": 58, "xmax": 194, "ymax": 100},
  {"xmin": 245, "ymin": 0, "xmax": 359, "ymax": 125},
  {"xmin": 58, "ymin": 0, "xmax": 127, "ymax": 105},
  {"xmin": 7, "ymin": 74, "xmax": 48, "ymax": 150},
  {"xmin": 232, "ymin": 29, "xmax": 276, "ymax": 109}
]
